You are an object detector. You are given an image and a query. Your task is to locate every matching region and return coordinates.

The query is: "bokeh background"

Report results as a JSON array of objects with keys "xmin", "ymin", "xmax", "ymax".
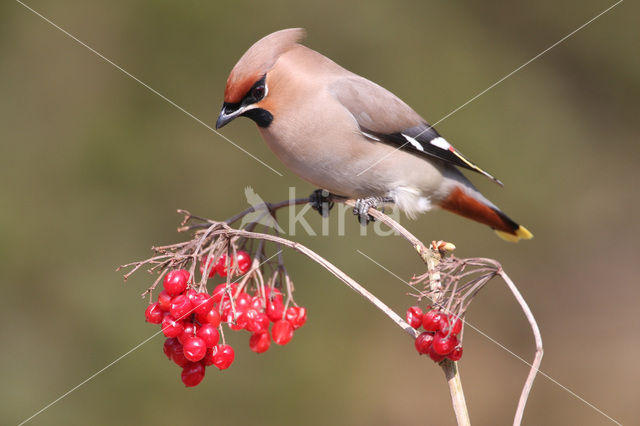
[{"xmin": 2, "ymin": 1, "xmax": 638, "ymax": 425}]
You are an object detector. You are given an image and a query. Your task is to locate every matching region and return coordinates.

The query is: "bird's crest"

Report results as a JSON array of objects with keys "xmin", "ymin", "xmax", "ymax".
[{"xmin": 224, "ymin": 28, "xmax": 306, "ymax": 103}]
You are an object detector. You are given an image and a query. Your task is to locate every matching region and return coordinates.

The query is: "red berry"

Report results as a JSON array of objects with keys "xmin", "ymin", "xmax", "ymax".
[
  {"xmin": 272, "ymin": 320, "xmax": 294, "ymax": 345},
  {"xmin": 191, "ymin": 292, "xmax": 214, "ymax": 317},
  {"xmin": 428, "ymin": 344, "xmax": 446, "ymax": 362},
  {"xmin": 183, "ymin": 336, "xmax": 207, "ymax": 362},
  {"xmin": 211, "ymin": 283, "xmax": 237, "ymax": 304},
  {"xmin": 432, "ymin": 333, "xmax": 459, "ymax": 355},
  {"xmin": 144, "ymin": 303, "xmax": 163, "ymax": 324},
  {"xmin": 266, "ymin": 297, "xmax": 285, "ymax": 322},
  {"xmin": 163, "ymin": 338, "xmax": 180, "ymax": 361},
  {"xmin": 203, "ymin": 347, "xmax": 215, "ymax": 366},
  {"xmin": 210, "ymin": 344, "xmax": 235, "ymax": 370},
  {"xmin": 448, "ymin": 346, "xmax": 463, "ymax": 361},
  {"xmin": 178, "ymin": 321, "xmax": 197, "ymax": 345},
  {"xmin": 196, "ymin": 323, "xmax": 219, "ymax": 348},
  {"xmin": 200, "ymin": 256, "xmax": 217, "ymax": 278},
  {"xmin": 185, "ymin": 289, "xmax": 198, "ymax": 304},
  {"xmin": 229, "ymin": 311, "xmax": 248, "ymax": 331},
  {"xmin": 245, "ymin": 310, "xmax": 270, "ymax": 333},
  {"xmin": 170, "ymin": 294, "xmax": 193, "ymax": 320},
  {"xmin": 236, "ymin": 250, "xmax": 252, "ymax": 274},
  {"xmin": 157, "ymin": 290, "xmax": 172, "ymax": 312},
  {"xmin": 249, "ymin": 295, "xmax": 263, "ymax": 311},
  {"xmin": 440, "ymin": 314, "xmax": 463, "ymax": 336},
  {"xmin": 235, "ymin": 292, "xmax": 252, "ymax": 312},
  {"xmin": 422, "ymin": 310, "xmax": 444, "ymax": 332},
  {"xmin": 264, "ymin": 287, "xmax": 283, "ymax": 301},
  {"xmin": 414, "ymin": 332, "xmax": 434, "ymax": 355},
  {"xmin": 220, "ymin": 300, "xmax": 232, "ymax": 320},
  {"xmin": 285, "ymin": 306, "xmax": 307, "ymax": 329},
  {"xmin": 215, "ymin": 254, "xmax": 230, "ymax": 277},
  {"xmin": 196, "ymin": 308, "xmax": 221, "ymax": 328},
  {"xmin": 163, "ymin": 338, "xmax": 187, "ymax": 366},
  {"xmin": 249, "ymin": 331, "xmax": 271, "ymax": 354},
  {"xmin": 161, "ymin": 316, "xmax": 184, "ymax": 338},
  {"xmin": 406, "ymin": 306, "xmax": 423, "ymax": 329},
  {"xmin": 181, "ymin": 362, "xmax": 205, "ymax": 387},
  {"xmin": 163, "ymin": 269, "xmax": 190, "ymax": 296},
  {"xmin": 171, "ymin": 346, "xmax": 190, "ymax": 367}
]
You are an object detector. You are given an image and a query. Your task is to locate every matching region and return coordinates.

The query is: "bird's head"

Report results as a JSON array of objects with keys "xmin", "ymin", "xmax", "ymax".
[{"xmin": 216, "ymin": 28, "xmax": 306, "ymax": 130}]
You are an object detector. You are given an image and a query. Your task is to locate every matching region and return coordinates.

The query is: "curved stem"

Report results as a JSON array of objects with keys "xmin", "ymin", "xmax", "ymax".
[
  {"xmin": 341, "ymin": 198, "xmax": 426, "ymax": 250},
  {"xmin": 221, "ymin": 226, "xmax": 419, "ymax": 338},
  {"xmin": 498, "ymin": 270, "xmax": 543, "ymax": 426}
]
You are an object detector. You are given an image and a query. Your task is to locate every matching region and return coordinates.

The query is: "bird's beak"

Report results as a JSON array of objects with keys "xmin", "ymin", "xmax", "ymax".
[{"xmin": 216, "ymin": 103, "xmax": 246, "ymax": 129}]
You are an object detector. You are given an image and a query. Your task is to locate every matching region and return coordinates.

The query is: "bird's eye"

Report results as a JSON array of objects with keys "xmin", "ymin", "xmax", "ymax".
[{"xmin": 251, "ymin": 85, "xmax": 265, "ymax": 99}]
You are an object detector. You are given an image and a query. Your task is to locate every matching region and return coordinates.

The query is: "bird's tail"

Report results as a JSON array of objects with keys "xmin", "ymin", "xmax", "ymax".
[{"xmin": 438, "ymin": 185, "xmax": 533, "ymax": 242}]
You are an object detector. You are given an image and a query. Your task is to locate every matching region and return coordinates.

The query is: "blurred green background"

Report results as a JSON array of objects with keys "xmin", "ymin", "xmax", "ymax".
[{"xmin": 2, "ymin": 1, "xmax": 638, "ymax": 425}]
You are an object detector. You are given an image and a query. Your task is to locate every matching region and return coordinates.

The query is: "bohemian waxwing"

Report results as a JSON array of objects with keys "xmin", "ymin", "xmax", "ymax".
[{"xmin": 216, "ymin": 28, "xmax": 532, "ymax": 242}]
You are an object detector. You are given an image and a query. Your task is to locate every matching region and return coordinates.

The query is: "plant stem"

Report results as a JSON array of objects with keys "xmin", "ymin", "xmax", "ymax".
[
  {"xmin": 498, "ymin": 270, "xmax": 543, "ymax": 426},
  {"xmin": 442, "ymin": 360, "xmax": 471, "ymax": 426},
  {"xmin": 343, "ymin": 199, "xmax": 471, "ymax": 425}
]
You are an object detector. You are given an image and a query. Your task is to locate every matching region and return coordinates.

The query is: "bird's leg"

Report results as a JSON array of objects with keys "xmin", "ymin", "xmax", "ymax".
[
  {"xmin": 353, "ymin": 196, "xmax": 394, "ymax": 225},
  {"xmin": 309, "ymin": 189, "xmax": 335, "ymax": 218}
]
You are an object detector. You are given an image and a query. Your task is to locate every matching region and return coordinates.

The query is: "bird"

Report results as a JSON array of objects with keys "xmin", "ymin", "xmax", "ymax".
[{"xmin": 215, "ymin": 28, "xmax": 532, "ymax": 242}]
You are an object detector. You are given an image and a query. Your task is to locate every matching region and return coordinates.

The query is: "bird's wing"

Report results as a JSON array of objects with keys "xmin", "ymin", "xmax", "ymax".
[{"xmin": 329, "ymin": 76, "xmax": 502, "ymax": 185}]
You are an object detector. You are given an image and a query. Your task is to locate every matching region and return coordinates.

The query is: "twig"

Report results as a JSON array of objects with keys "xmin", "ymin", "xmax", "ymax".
[
  {"xmin": 421, "ymin": 240, "xmax": 470, "ymax": 426},
  {"xmin": 498, "ymin": 269, "xmax": 543, "ymax": 426},
  {"xmin": 442, "ymin": 359, "xmax": 470, "ymax": 426}
]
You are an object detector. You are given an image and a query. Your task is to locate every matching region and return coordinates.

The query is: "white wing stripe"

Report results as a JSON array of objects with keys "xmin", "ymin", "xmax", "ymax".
[
  {"xmin": 362, "ymin": 131, "xmax": 381, "ymax": 141},
  {"xmin": 401, "ymin": 133, "xmax": 425, "ymax": 152},
  {"xmin": 430, "ymin": 137, "xmax": 451, "ymax": 150}
]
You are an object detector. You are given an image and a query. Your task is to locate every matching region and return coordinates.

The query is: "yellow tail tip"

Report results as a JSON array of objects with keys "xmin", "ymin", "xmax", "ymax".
[{"xmin": 495, "ymin": 226, "xmax": 533, "ymax": 243}]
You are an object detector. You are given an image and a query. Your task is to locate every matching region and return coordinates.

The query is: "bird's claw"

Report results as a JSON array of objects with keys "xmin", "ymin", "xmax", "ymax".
[
  {"xmin": 309, "ymin": 189, "xmax": 334, "ymax": 218},
  {"xmin": 353, "ymin": 196, "xmax": 395, "ymax": 225},
  {"xmin": 353, "ymin": 197, "xmax": 379, "ymax": 225}
]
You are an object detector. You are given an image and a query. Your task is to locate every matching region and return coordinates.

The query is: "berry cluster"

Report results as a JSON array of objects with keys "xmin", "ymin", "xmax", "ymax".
[
  {"xmin": 144, "ymin": 250, "xmax": 307, "ymax": 387},
  {"xmin": 406, "ymin": 306, "xmax": 464, "ymax": 362}
]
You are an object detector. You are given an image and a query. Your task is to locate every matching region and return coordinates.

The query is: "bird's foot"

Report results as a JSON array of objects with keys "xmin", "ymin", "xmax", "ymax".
[
  {"xmin": 353, "ymin": 196, "xmax": 394, "ymax": 225},
  {"xmin": 309, "ymin": 189, "xmax": 334, "ymax": 218}
]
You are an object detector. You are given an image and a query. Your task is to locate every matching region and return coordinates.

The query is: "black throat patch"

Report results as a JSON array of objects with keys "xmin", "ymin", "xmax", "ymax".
[{"xmin": 241, "ymin": 108, "xmax": 273, "ymax": 128}]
